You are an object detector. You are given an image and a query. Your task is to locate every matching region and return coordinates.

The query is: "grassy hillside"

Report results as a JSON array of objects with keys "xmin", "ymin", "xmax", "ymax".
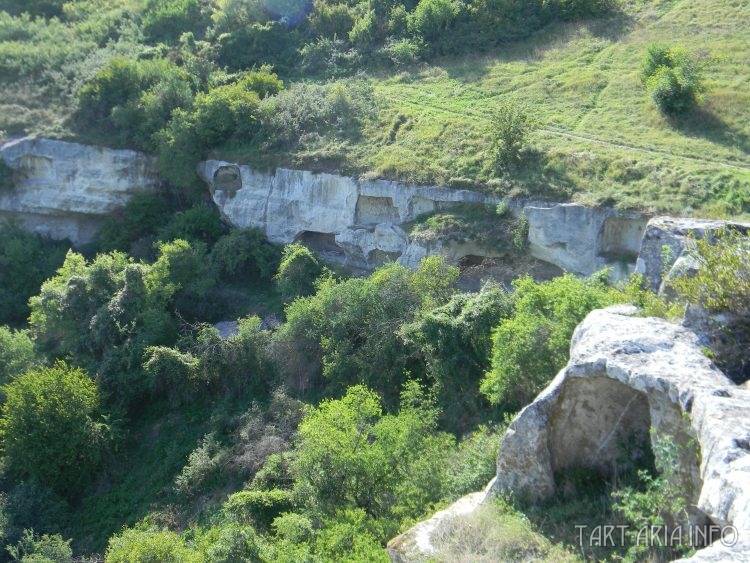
[
  {"xmin": 356, "ymin": 0, "xmax": 750, "ymax": 216},
  {"xmin": 3, "ymin": 0, "xmax": 749, "ymax": 217}
]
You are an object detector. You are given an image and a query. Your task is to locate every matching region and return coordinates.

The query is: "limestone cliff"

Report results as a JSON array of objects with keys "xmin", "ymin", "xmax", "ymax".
[
  {"xmin": 199, "ymin": 159, "xmax": 648, "ymax": 277},
  {"xmin": 0, "ymin": 137, "xmax": 159, "ymax": 243}
]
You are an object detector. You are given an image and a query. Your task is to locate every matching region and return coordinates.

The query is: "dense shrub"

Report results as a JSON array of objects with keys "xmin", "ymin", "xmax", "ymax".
[
  {"xmin": 211, "ymin": 228, "xmax": 281, "ymax": 281},
  {"xmin": 293, "ymin": 382, "xmax": 454, "ymax": 521},
  {"xmin": 105, "ymin": 526, "xmax": 202, "ymax": 563},
  {"xmin": 274, "ymin": 243, "xmax": 323, "ymax": 301},
  {"xmin": 0, "ymin": 326, "xmax": 37, "ymax": 383},
  {"xmin": 6, "ymin": 529, "xmax": 73, "ymax": 563},
  {"xmin": 407, "ymin": 0, "xmax": 461, "ymax": 51},
  {"xmin": 641, "ymin": 44, "xmax": 704, "ymax": 116},
  {"xmin": 217, "ymin": 21, "xmax": 301, "ymax": 72},
  {"xmin": 0, "ymin": 362, "xmax": 106, "ymax": 498},
  {"xmin": 76, "ymin": 57, "xmax": 195, "ymax": 149},
  {"xmin": 481, "ymin": 273, "xmax": 621, "ymax": 409},
  {"xmin": 142, "ymin": 0, "xmax": 212, "ymax": 44},
  {"xmin": 0, "ymin": 223, "xmax": 69, "ymax": 326},
  {"xmin": 400, "ymin": 283, "xmax": 512, "ymax": 431},
  {"xmin": 224, "ymin": 489, "xmax": 295, "ymax": 528},
  {"xmin": 259, "ymin": 80, "xmax": 373, "ymax": 148},
  {"xmin": 191, "ymin": 82, "xmax": 261, "ymax": 145},
  {"xmin": 157, "ymin": 206, "xmax": 226, "ymax": 246},
  {"xmin": 274, "ymin": 258, "xmax": 458, "ymax": 402},
  {"xmin": 491, "ymin": 100, "xmax": 536, "ymax": 171}
]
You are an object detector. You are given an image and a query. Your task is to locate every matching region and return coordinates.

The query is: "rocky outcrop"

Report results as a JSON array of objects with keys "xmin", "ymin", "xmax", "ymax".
[
  {"xmin": 387, "ymin": 488, "xmax": 492, "ymax": 562},
  {"xmin": 493, "ymin": 307, "xmax": 750, "ymax": 561},
  {"xmin": 525, "ymin": 204, "xmax": 648, "ymax": 278},
  {"xmin": 390, "ymin": 306, "xmax": 750, "ymax": 561},
  {"xmin": 0, "ymin": 137, "xmax": 159, "ymax": 243},
  {"xmin": 199, "ymin": 160, "xmax": 648, "ymax": 276},
  {"xmin": 635, "ymin": 217, "xmax": 750, "ymax": 293}
]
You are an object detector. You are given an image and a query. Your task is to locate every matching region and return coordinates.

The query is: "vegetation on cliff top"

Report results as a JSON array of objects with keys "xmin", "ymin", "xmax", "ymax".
[{"xmin": 1, "ymin": 0, "xmax": 749, "ymax": 216}]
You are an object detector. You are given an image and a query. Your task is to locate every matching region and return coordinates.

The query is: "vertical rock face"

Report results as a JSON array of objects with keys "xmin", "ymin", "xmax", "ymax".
[
  {"xmin": 0, "ymin": 137, "xmax": 159, "ymax": 243},
  {"xmin": 199, "ymin": 159, "xmax": 649, "ymax": 276},
  {"xmin": 524, "ymin": 203, "xmax": 648, "ymax": 278}
]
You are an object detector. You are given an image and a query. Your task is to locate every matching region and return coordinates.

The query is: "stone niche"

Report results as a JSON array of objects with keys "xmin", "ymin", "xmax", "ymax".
[
  {"xmin": 212, "ymin": 165, "xmax": 242, "ymax": 193},
  {"xmin": 598, "ymin": 215, "xmax": 649, "ymax": 259},
  {"xmin": 355, "ymin": 195, "xmax": 401, "ymax": 225}
]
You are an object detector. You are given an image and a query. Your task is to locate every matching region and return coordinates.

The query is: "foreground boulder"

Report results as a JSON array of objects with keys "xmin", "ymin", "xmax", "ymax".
[{"xmin": 390, "ymin": 306, "xmax": 750, "ymax": 562}]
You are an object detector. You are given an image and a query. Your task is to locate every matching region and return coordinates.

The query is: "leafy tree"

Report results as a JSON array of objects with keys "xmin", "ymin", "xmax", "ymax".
[
  {"xmin": 0, "ymin": 327, "xmax": 37, "ymax": 384},
  {"xmin": 491, "ymin": 100, "xmax": 536, "ymax": 171},
  {"xmin": 0, "ymin": 362, "xmax": 106, "ymax": 498},
  {"xmin": 293, "ymin": 383, "xmax": 453, "ymax": 521},
  {"xmin": 274, "ymin": 258, "xmax": 458, "ymax": 403},
  {"xmin": 274, "ymin": 243, "xmax": 323, "ymax": 301},
  {"xmin": 400, "ymin": 283, "xmax": 512, "ymax": 431},
  {"xmin": 481, "ymin": 273, "xmax": 621, "ymax": 409},
  {"xmin": 641, "ymin": 45, "xmax": 704, "ymax": 115},
  {"xmin": 7, "ymin": 529, "xmax": 73, "ymax": 563}
]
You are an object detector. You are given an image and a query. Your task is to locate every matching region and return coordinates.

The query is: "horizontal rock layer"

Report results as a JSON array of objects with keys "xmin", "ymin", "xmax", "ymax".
[
  {"xmin": 199, "ymin": 159, "xmax": 648, "ymax": 277},
  {"xmin": 0, "ymin": 137, "xmax": 159, "ymax": 243}
]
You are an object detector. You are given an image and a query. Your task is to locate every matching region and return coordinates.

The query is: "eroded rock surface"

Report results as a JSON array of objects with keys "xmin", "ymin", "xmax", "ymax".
[
  {"xmin": 199, "ymin": 159, "xmax": 648, "ymax": 277},
  {"xmin": 0, "ymin": 137, "xmax": 159, "ymax": 243},
  {"xmin": 389, "ymin": 307, "xmax": 750, "ymax": 562},
  {"xmin": 635, "ymin": 217, "xmax": 750, "ymax": 293},
  {"xmin": 495, "ymin": 307, "xmax": 750, "ymax": 561}
]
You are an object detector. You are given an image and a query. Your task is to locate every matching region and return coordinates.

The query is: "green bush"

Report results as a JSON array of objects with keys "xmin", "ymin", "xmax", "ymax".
[
  {"xmin": 77, "ymin": 57, "xmax": 195, "ymax": 149},
  {"xmin": 105, "ymin": 526, "xmax": 202, "ymax": 563},
  {"xmin": 400, "ymin": 284, "xmax": 512, "ymax": 431},
  {"xmin": 224, "ymin": 489, "xmax": 295, "ymax": 529},
  {"xmin": 641, "ymin": 45, "xmax": 704, "ymax": 115},
  {"xmin": 0, "ymin": 362, "xmax": 106, "ymax": 498},
  {"xmin": 491, "ymin": 100, "xmax": 536, "ymax": 172},
  {"xmin": 158, "ymin": 206, "xmax": 225, "ymax": 246},
  {"xmin": 142, "ymin": 0, "xmax": 211, "ymax": 44},
  {"xmin": 481, "ymin": 273, "xmax": 621, "ymax": 409},
  {"xmin": 274, "ymin": 258, "xmax": 458, "ymax": 402},
  {"xmin": 274, "ymin": 243, "xmax": 323, "ymax": 301},
  {"xmin": 408, "ymin": 0, "xmax": 461, "ymax": 50},
  {"xmin": 203, "ymin": 523, "xmax": 262, "ymax": 562},
  {"xmin": 191, "ymin": 82, "xmax": 261, "ymax": 146},
  {"xmin": 293, "ymin": 382, "xmax": 454, "ymax": 520},
  {"xmin": 0, "ymin": 326, "xmax": 37, "ymax": 384},
  {"xmin": 7, "ymin": 529, "xmax": 73, "ymax": 563},
  {"xmin": 210, "ymin": 228, "xmax": 281, "ymax": 281}
]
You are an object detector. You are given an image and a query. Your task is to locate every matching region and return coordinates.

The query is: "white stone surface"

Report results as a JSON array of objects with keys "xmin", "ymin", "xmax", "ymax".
[{"xmin": 0, "ymin": 137, "xmax": 159, "ymax": 243}]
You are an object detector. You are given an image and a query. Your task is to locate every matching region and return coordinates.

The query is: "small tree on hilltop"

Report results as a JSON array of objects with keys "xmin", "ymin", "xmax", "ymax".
[
  {"xmin": 491, "ymin": 101, "xmax": 536, "ymax": 173},
  {"xmin": 641, "ymin": 44, "xmax": 705, "ymax": 116}
]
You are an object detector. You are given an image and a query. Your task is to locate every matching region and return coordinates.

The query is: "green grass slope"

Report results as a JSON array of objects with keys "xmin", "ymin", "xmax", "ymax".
[{"xmin": 348, "ymin": 0, "xmax": 750, "ymax": 216}]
